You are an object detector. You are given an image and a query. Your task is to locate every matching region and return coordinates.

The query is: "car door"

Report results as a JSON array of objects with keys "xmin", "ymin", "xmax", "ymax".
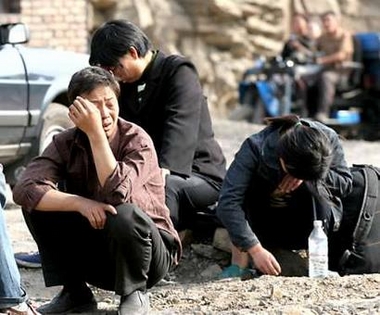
[{"xmin": 0, "ymin": 44, "xmax": 28, "ymax": 165}]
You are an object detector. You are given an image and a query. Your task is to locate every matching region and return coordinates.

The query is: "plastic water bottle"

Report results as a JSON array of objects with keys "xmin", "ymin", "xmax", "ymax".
[{"xmin": 308, "ymin": 220, "xmax": 328, "ymax": 278}]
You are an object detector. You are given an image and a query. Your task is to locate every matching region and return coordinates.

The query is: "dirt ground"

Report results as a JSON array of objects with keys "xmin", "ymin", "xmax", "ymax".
[{"xmin": 4, "ymin": 118, "xmax": 380, "ymax": 314}]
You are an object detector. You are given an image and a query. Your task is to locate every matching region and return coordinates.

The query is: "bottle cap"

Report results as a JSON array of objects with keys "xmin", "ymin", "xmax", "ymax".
[{"xmin": 313, "ymin": 220, "xmax": 322, "ymax": 227}]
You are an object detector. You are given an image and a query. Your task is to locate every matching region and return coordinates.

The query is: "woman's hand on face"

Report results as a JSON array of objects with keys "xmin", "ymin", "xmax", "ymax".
[
  {"xmin": 248, "ymin": 243, "xmax": 281, "ymax": 276},
  {"xmin": 277, "ymin": 174, "xmax": 303, "ymax": 194},
  {"xmin": 69, "ymin": 96, "xmax": 102, "ymax": 136}
]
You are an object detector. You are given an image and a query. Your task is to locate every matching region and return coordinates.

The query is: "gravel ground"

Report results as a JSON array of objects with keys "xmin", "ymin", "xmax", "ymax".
[{"xmin": 4, "ymin": 118, "xmax": 380, "ymax": 314}]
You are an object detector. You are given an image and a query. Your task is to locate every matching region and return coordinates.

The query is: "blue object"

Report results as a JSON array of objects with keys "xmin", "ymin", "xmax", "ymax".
[
  {"xmin": 0, "ymin": 169, "xmax": 27, "ymax": 309},
  {"xmin": 218, "ymin": 264, "xmax": 255, "ymax": 279},
  {"xmin": 356, "ymin": 33, "xmax": 380, "ymax": 90},
  {"xmin": 356, "ymin": 32, "xmax": 380, "ymax": 60},
  {"xmin": 14, "ymin": 251, "xmax": 41, "ymax": 269},
  {"xmin": 255, "ymin": 81, "xmax": 280, "ymax": 116},
  {"xmin": 333, "ymin": 110, "xmax": 361, "ymax": 125}
]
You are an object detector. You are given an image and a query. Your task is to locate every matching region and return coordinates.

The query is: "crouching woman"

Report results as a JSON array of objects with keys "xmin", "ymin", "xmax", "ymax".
[
  {"xmin": 216, "ymin": 115, "xmax": 352, "ymax": 276},
  {"xmin": 13, "ymin": 66, "xmax": 181, "ymax": 315}
]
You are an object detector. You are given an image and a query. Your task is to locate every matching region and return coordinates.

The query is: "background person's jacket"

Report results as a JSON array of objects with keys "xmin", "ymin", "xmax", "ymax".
[{"xmin": 118, "ymin": 51, "xmax": 226, "ymax": 189}]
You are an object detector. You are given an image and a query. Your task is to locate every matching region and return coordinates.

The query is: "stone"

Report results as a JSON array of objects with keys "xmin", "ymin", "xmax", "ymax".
[
  {"xmin": 89, "ymin": 0, "xmax": 116, "ymax": 10},
  {"xmin": 209, "ymin": 0, "xmax": 243, "ymax": 20},
  {"xmin": 191, "ymin": 243, "xmax": 230, "ymax": 260},
  {"xmin": 212, "ymin": 228, "xmax": 232, "ymax": 253},
  {"xmin": 246, "ymin": 16, "xmax": 284, "ymax": 38},
  {"xmin": 270, "ymin": 284, "xmax": 284, "ymax": 299},
  {"xmin": 279, "ymin": 305, "xmax": 318, "ymax": 315},
  {"xmin": 294, "ymin": 0, "xmax": 341, "ymax": 16},
  {"xmin": 200, "ymin": 264, "xmax": 223, "ymax": 279},
  {"xmin": 271, "ymin": 248, "xmax": 308, "ymax": 277}
]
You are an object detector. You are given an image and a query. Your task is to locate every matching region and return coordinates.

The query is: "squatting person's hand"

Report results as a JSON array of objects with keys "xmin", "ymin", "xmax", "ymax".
[
  {"xmin": 248, "ymin": 243, "xmax": 281, "ymax": 276},
  {"xmin": 78, "ymin": 199, "xmax": 117, "ymax": 229}
]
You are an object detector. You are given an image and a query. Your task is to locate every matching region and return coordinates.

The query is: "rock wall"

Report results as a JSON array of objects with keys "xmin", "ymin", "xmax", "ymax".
[
  {"xmin": 90, "ymin": 0, "xmax": 380, "ymax": 117},
  {"xmin": 2, "ymin": 0, "xmax": 379, "ymax": 117}
]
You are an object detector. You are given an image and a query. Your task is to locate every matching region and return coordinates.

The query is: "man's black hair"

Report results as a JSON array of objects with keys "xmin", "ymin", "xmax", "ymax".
[{"xmin": 89, "ymin": 20, "xmax": 152, "ymax": 67}]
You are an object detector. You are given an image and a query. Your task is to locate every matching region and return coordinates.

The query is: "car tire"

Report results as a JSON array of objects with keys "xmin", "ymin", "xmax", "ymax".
[{"xmin": 39, "ymin": 103, "xmax": 74, "ymax": 154}]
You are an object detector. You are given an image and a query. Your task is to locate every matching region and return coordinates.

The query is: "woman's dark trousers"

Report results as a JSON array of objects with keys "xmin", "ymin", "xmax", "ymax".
[{"xmin": 22, "ymin": 203, "xmax": 173, "ymax": 296}]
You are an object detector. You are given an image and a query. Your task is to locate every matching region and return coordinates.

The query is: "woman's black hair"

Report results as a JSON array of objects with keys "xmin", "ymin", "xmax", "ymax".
[
  {"xmin": 268, "ymin": 115, "xmax": 337, "ymax": 224},
  {"xmin": 266, "ymin": 115, "xmax": 333, "ymax": 181},
  {"xmin": 67, "ymin": 66, "xmax": 120, "ymax": 103},
  {"xmin": 89, "ymin": 19, "xmax": 152, "ymax": 67}
]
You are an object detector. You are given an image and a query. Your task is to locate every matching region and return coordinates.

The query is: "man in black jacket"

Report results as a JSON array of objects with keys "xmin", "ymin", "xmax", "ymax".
[{"xmin": 89, "ymin": 20, "xmax": 226, "ymax": 232}]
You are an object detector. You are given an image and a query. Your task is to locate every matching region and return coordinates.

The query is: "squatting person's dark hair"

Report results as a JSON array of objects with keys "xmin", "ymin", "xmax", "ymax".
[
  {"xmin": 267, "ymin": 115, "xmax": 335, "ymax": 221},
  {"xmin": 266, "ymin": 115, "xmax": 333, "ymax": 181}
]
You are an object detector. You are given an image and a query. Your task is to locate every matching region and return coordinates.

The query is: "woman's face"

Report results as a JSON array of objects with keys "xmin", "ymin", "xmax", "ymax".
[{"xmin": 81, "ymin": 85, "xmax": 119, "ymax": 140}]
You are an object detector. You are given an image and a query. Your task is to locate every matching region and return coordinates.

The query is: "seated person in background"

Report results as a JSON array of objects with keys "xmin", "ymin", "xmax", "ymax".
[
  {"xmin": 216, "ymin": 115, "xmax": 352, "ymax": 277},
  {"xmin": 281, "ymin": 13, "xmax": 321, "ymax": 117},
  {"xmin": 311, "ymin": 11, "xmax": 354, "ymax": 122},
  {"xmin": 0, "ymin": 164, "xmax": 40, "ymax": 315},
  {"xmin": 281, "ymin": 13, "xmax": 316, "ymax": 63},
  {"xmin": 230, "ymin": 13, "xmax": 319, "ymax": 123},
  {"xmin": 13, "ymin": 67, "xmax": 181, "ymax": 315}
]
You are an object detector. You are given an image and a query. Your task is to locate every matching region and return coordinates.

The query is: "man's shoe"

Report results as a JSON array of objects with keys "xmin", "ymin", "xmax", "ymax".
[
  {"xmin": 37, "ymin": 287, "xmax": 97, "ymax": 314},
  {"xmin": 14, "ymin": 252, "xmax": 41, "ymax": 269},
  {"xmin": 118, "ymin": 290, "xmax": 149, "ymax": 315}
]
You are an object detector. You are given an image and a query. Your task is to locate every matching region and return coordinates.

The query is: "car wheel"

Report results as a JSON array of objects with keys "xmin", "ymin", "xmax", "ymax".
[{"xmin": 39, "ymin": 103, "xmax": 74, "ymax": 154}]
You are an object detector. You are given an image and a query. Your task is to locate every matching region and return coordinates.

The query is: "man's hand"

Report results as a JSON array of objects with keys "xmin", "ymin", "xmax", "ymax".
[
  {"xmin": 78, "ymin": 199, "xmax": 117, "ymax": 229},
  {"xmin": 248, "ymin": 243, "xmax": 281, "ymax": 275},
  {"xmin": 69, "ymin": 96, "xmax": 103, "ymax": 137}
]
